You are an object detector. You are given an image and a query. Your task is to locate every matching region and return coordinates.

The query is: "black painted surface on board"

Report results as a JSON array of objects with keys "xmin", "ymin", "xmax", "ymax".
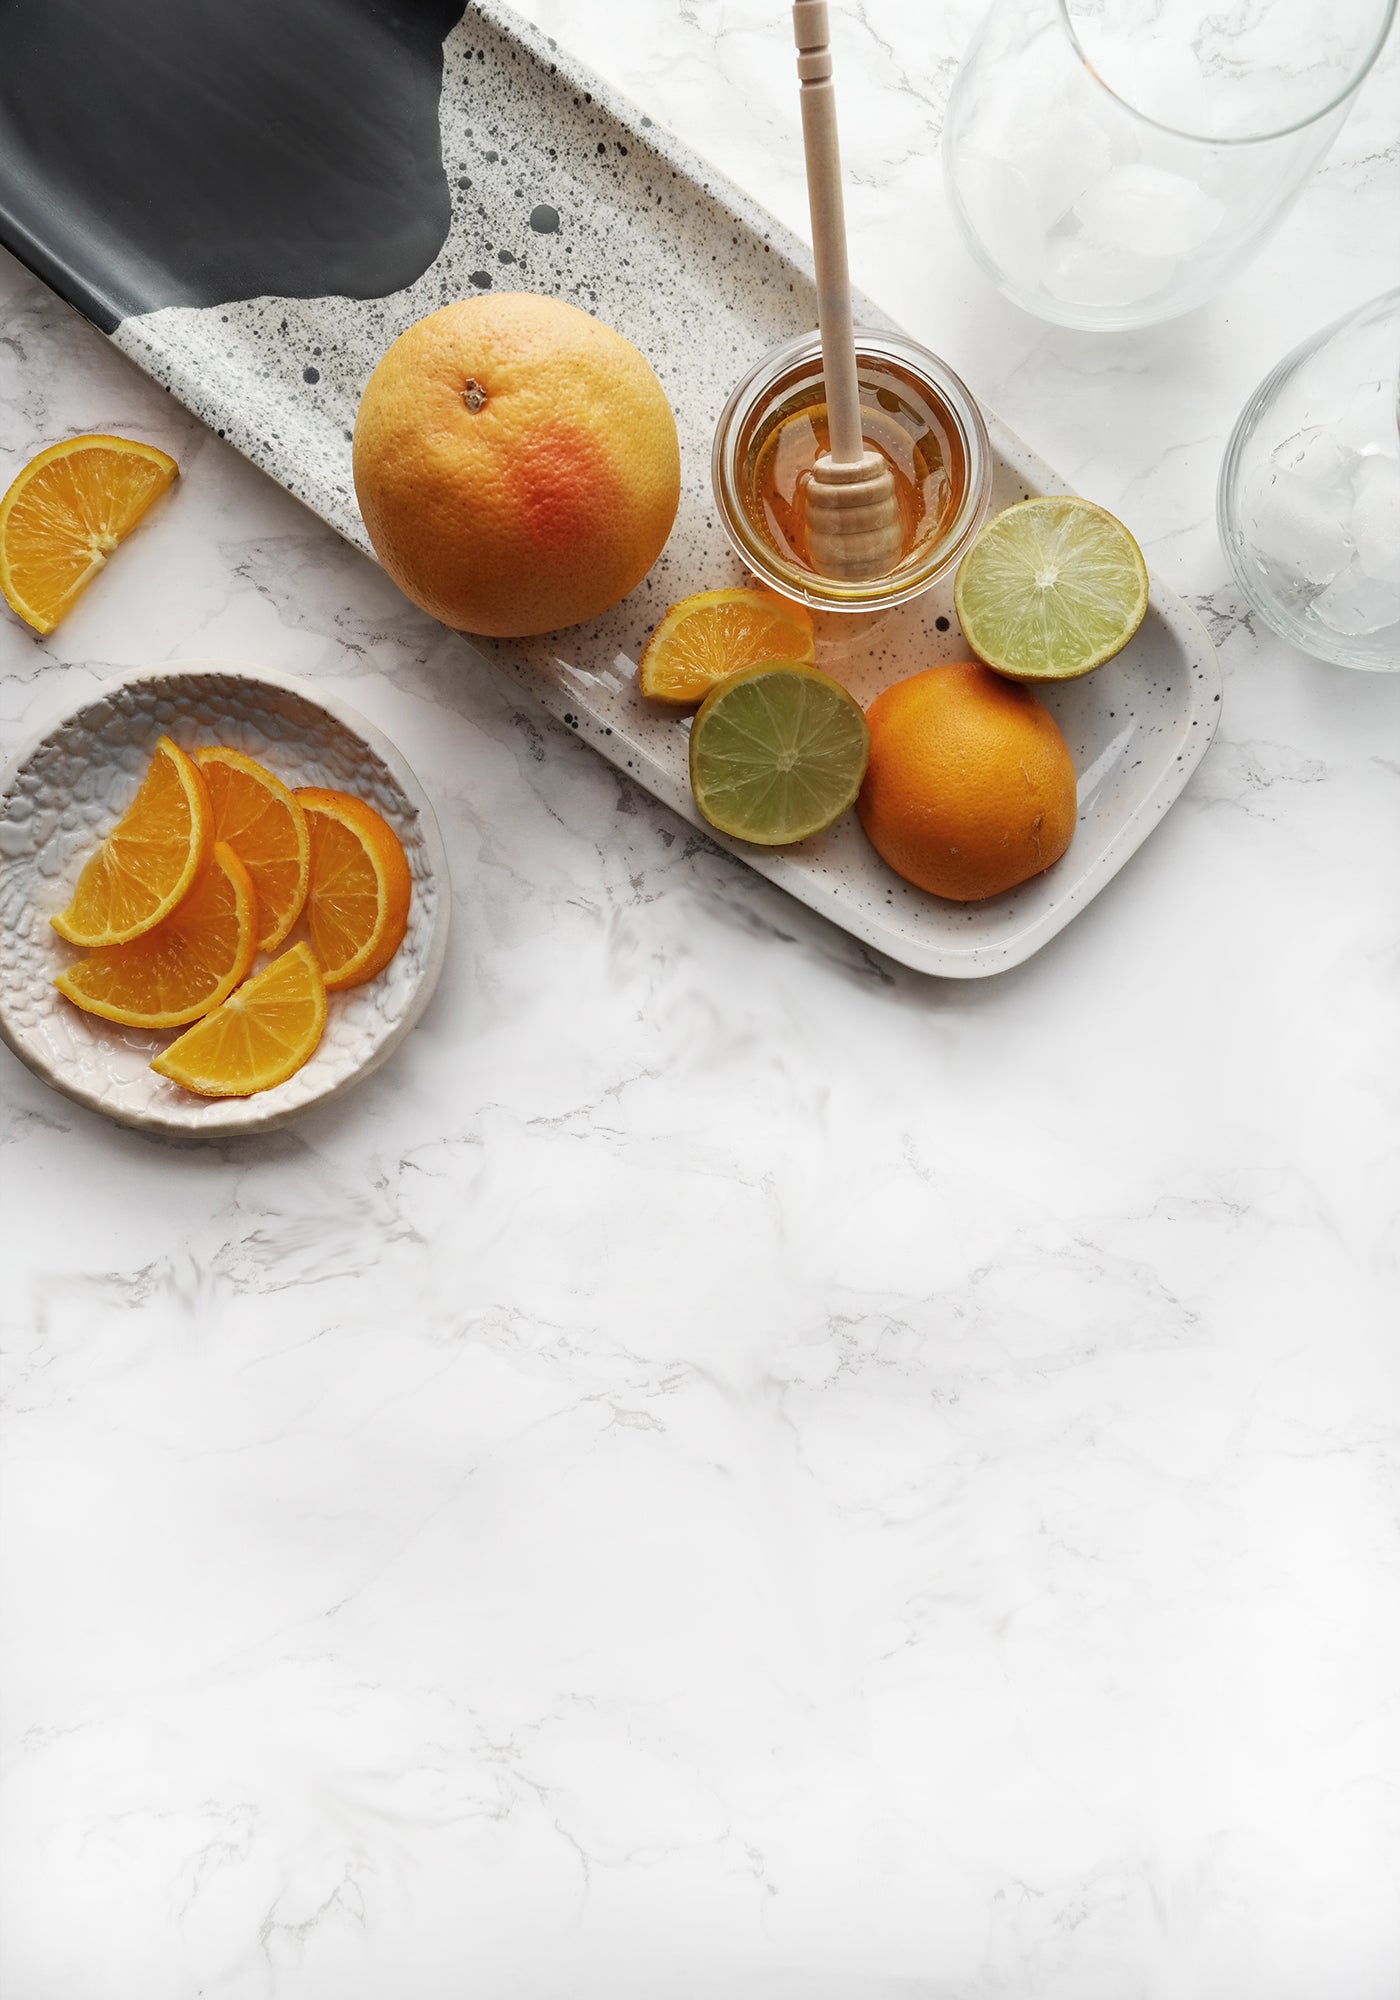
[{"xmin": 0, "ymin": 0, "xmax": 465, "ymax": 330}]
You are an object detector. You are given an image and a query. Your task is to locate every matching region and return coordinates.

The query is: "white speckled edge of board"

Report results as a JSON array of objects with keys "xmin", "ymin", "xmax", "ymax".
[{"xmin": 110, "ymin": 0, "xmax": 1221, "ymax": 978}]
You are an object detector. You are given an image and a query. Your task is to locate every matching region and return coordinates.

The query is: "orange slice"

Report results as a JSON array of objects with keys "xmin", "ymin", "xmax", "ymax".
[
  {"xmin": 195, "ymin": 746, "xmax": 310, "ymax": 952},
  {"xmin": 151, "ymin": 943, "xmax": 327, "ymax": 1097},
  {"xmin": 0, "ymin": 435, "xmax": 178, "ymax": 634},
  {"xmin": 51, "ymin": 734, "xmax": 213, "ymax": 947},
  {"xmin": 54, "ymin": 841, "xmax": 258, "ymax": 1028},
  {"xmin": 296, "ymin": 787, "xmax": 411, "ymax": 990},
  {"xmin": 638, "ymin": 587, "xmax": 816, "ymax": 707}
]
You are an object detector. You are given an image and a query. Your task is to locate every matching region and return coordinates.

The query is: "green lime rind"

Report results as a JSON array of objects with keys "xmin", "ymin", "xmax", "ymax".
[
  {"xmin": 954, "ymin": 495, "xmax": 1150, "ymax": 682},
  {"xmin": 688, "ymin": 661, "xmax": 870, "ymax": 846}
]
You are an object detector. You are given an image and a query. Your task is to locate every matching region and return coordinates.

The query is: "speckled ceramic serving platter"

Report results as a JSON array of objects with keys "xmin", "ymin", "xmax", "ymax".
[
  {"xmin": 0, "ymin": 667, "xmax": 450, "ymax": 1135},
  {"xmin": 0, "ymin": 0, "xmax": 1219, "ymax": 976}
]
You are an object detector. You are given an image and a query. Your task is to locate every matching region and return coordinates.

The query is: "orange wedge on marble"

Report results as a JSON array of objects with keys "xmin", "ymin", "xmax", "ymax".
[
  {"xmin": 151, "ymin": 942, "xmax": 327, "ymax": 1097},
  {"xmin": 0, "ymin": 434, "xmax": 178, "ymax": 634},
  {"xmin": 196, "ymin": 745, "xmax": 310, "ymax": 951},
  {"xmin": 51, "ymin": 735, "xmax": 212, "ymax": 948},
  {"xmin": 55, "ymin": 841, "xmax": 258, "ymax": 1028},
  {"xmin": 296, "ymin": 787, "xmax": 411, "ymax": 990}
]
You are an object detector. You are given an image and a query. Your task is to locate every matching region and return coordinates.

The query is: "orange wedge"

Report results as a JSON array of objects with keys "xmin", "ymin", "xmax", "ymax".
[
  {"xmin": 151, "ymin": 943, "xmax": 327, "ymax": 1097},
  {"xmin": 196, "ymin": 746, "xmax": 310, "ymax": 952},
  {"xmin": 0, "ymin": 435, "xmax": 178, "ymax": 634},
  {"xmin": 51, "ymin": 735, "xmax": 212, "ymax": 948},
  {"xmin": 296, "ymin": 787, "xmax": 411, "ymax": 990},
  {"xmin": 638, "ymin": 587, "xmax": 816, "ymax": 707},
  {"xmin": 55, "ymin": 841, "xmax": 258, "ymax": 1028}
]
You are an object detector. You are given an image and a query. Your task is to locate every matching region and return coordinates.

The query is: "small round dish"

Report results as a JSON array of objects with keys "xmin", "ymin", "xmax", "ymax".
[{"xmin": 0, "ymin": 664, "xmax": 451, "ymax": 1136}]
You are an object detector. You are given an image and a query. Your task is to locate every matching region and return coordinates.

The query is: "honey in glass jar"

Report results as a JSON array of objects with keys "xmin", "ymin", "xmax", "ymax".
[{"xmin": 712, "ymin": 329, "xmax": 992, "ymax": 613}]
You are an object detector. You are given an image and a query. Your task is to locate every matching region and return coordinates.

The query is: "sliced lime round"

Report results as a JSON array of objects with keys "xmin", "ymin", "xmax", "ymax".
[
  {"xmin": 688, "ymin": 662, "xmax": 870, "ymax": 845},
  {"xmin": 954, "ymin": 495, "xmax": 1149, "ymax": 681}
]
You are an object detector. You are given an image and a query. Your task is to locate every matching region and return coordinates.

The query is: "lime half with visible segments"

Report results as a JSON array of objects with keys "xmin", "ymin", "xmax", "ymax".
[
  {"xmin": 954, "ymin": 495, "xmax": 1149, "ymax": 682},
  {"xmin": 688, "ymin": 662, "xmax": 870, "ymax": 845}
]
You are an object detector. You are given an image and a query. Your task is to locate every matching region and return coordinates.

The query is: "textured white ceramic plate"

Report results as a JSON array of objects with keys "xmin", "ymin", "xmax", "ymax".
[
  {"xmin": 0, "ymin": 666, "xmax": 450, "ymax": 1134},
  {"xmin": 105, "ymin": 0, "xmax": 1220, "ymax": 976}
]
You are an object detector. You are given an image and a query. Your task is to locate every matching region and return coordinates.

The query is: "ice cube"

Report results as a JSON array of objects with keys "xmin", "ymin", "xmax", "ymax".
[
  {"xmin": 1021, "ymin": 112, "xmax": 1115, "ymax": 232},
  {"xmin": 1330, "ymin": 374, "xmax": 1399, "ymax": 457},
  {"xmin": 955, "ymin": 151, "xmax": 1048, "ymax": 283},
  {"xmin": 1074, "ymin": 165, "xmax": 1225, "ymax": 257},
  {"xmin": 1307, "ymin": 556, "xmax": 1400, "ymax": 638},
  {"xmin": 1240, "ymin": 464, "xmax": 1354, "ymax": 590},
  {"xmin": 1347, "ymin": 453, "xmax": 1400, "ymax": 583},
  {"xmin": 1274, "ymin": 424, "xmax": 1364, "ymax": 505},
  {"xmin": 972, "ymin": 79, "xmax": 1114, "ymax": 232},
  {"xmin": 1042, "ymin": 232, "xmax": 1176, "ymax": 309}
]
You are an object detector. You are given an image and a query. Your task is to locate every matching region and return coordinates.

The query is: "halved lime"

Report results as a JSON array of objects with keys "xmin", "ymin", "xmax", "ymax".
[
  {"xmin": 688, "ymin": 662, "xmax": 870, "ymax": 845},
  {"xmin": 953, "ymin": 495, "xmax": 1149, "ymax": 681}
]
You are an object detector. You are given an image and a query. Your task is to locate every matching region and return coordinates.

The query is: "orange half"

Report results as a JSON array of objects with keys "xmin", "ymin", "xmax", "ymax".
[
  {"xmin": 296, "ymin": 787, "xmax": 411, "ymax": 990},
  {"xmin": 0, "ymin": 435, "xmax": 178, "ymax": 634},
  {"xmin": 55, "ymin": 841, "xmax": 258, "ymax": 1028},
  {"xmin": 151, "ymin": 942, "xmax": 327, "ymax": 1097},
  {"xmin": 52, "ymin": 735, "xmax": 213, "ymax": 948},
  {"xmin": 196, "ymin": 746, "xmax": 310, "ymax": 951}
]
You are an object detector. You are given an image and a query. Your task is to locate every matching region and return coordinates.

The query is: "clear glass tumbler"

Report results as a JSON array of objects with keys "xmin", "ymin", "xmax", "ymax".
[
  {"xmin": 942, "ymin": 0, "xmax": 1396, "ymax": 330},
  {"xmin": 1218, "ymin": 289, "xmax": 1400, "ymax": 671}
]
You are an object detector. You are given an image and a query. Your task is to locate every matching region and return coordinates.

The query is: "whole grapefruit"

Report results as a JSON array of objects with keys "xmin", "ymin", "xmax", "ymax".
[
  {"xmin": 352, "ymin": 294, "xmax": 680, "ymax": 637},
  {"xmin": 858, "ymin": 661, "xmax": 1077, "ymax": 901}
]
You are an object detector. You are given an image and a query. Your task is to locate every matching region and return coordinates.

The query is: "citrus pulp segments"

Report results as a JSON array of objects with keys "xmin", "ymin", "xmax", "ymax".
[
  {"xmin": 196, "ymin": 745, "xmax": 311, "ymax": 951},
  {"xmin": 54, "ymin": 840, "xmax": 258, "ymax": 1028},
  {"xmin": 151, "ymin": 942, "xmax": 327, "ymax": 1097},
  {"xmin": 639, "ymin": 588, "xmax": 816, "ymax": 706},
  {"xmin": 0, "ymin": 434, "xmax": 177, "ymax": 634},
  {"xmin": 954, "ymin": 496, "xmax": 1150, "ymax": 682},
  {"xmin": 50, "ymin": 734, "xmax": 212, "ymax": 948},
  {"xmin": 296, "ymin": 786, "xmax": 412, "ymax": 989},
  {"xmin": 688, "ymin": 664, "xmax": 871, "ymax": 846}
]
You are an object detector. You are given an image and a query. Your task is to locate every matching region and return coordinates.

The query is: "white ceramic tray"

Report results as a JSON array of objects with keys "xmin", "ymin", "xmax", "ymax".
[
  {"xmin": 0, "ymin": 666, "xmax": 450, "ymax": 1135},
  {"xmin": 94, "ymin": 0, "xmax": 1220, "ymax": 977}
]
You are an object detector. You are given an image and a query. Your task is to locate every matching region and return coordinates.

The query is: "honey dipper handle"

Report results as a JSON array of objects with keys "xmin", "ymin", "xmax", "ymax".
[{"xmin": 793, "ymin": 0, "xmax": 864, "ymax": 467}]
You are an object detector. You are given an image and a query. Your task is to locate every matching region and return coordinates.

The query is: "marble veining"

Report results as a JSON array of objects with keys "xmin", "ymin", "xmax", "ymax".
[{"xmin": 1, "ymin": 1, "xmax": 1398, "ymax": 1995}]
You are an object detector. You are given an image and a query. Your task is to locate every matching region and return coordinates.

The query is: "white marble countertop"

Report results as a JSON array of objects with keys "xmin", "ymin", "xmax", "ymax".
[{"xmin": 2, "ymin": 3, "xmax": 1398, "ymax": 1994}]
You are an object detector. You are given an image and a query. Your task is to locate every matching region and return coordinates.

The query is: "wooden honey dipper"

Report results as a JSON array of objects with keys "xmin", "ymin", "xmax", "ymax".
[{"xmin": 792, "ymin": 0, "xmax": 903, "ymax": 581}]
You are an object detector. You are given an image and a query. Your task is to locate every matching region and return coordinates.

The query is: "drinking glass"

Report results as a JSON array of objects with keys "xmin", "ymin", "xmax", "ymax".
[
  {"xmin": 1218, "ymin": 289, "xmax": 1400, "ymax": 670},
  {"xmin": 942, "ymin": 0, "xmax": 1396, "ymax": 330}
]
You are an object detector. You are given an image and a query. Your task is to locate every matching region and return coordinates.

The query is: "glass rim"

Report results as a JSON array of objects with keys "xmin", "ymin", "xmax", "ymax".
[
  {"xmin": 1054, "ymin": 0, "xmax": 1399, "ymax": 146},
  {"xmin": 711, "ymin": 327, "xmax": 993, "ymax": 614}
]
